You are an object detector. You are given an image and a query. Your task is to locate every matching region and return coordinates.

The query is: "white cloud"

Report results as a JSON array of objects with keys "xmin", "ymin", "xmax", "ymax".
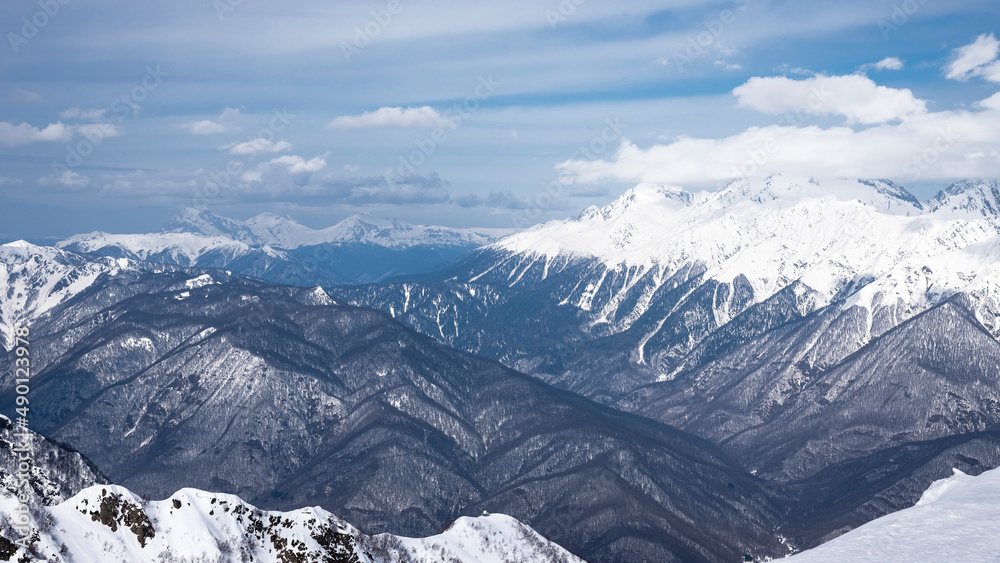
[
  {"xmin": 267, "ymin": 154, "xmax": 327, "ymax": 174},
  {"xmin": 0, "ymin": 119, "xmax": 124, "ymax": 147},
  {"xmin": 556, "ymin": 82, "xmax": 1000, "ymax": 186},
  {"xmin": 327, "ymin": 106, "xmax": 455, "ymax": 129},
  {"xmin": 226, "ymin": 138, "xmax": 292, "ymax": 156},
  {"xmin": 76, "ymin": 123, "xmax": 124, "ymax": 141},
  {"xmin": 181, "ymin": 107, "xmax": 241, "ymax": 135},
  {"xmin": 946, "ymin": 33, "xmax": 1000, "ymax": 81},
  {"xmin": 59, "ymin": 107, "xmax": 108, "ymax": 121},
  {"xmin": 241, "ymin": 171, "xmax": 262, "ymax": 182},
  {"xmin": 733, "ymin": 74, "xmax": 926, "ymax": 124},
  {"xmin": 185, "ymin": 120, "xmax": 227, "ymax": 135},
  {"xmin": 9, "ymin": 89, "xmax": 43, "ymax": 104},
  {"xmin": 864, "ymin": 57, "xmax": 903, "ymax": 71},
  {"xmin": 0, "ymin": 121, "xmax": 74, "ymax": 146}
]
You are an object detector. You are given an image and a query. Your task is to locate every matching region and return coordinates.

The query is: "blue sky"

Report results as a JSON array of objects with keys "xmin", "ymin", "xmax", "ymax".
[{"xmin": 1, "ymin": 0, "xmax": 999, "ymax": 239}]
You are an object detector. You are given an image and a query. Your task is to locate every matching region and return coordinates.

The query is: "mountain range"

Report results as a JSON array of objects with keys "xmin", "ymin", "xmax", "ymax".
[
  {"xmin": 337, "ymin": 175, "xmax": 1000, "ymax": 549},
  {"xmin": 3, "ymin": 174, "xmax": 1000, "ymax": 560},
  {"xmin": 56, "ymin": 209, "xmax": 512, "ymax": 286}
]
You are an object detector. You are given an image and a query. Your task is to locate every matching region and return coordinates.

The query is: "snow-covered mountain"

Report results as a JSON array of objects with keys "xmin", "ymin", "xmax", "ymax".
[
  {"xmin": 0, "ymin": 484, "xmax": 581, "ymax": 563},
  {"xmin": 57, "ymin": 209, "xmax": 513, "ymax": 286},
  {"xmin": 0, "ymin": 241, "xmax": 237, "ymax": 351},
  {"xmin": 344, "ymin": 176, "xmax": 1000, "ymax": 396},
  {"xmin": 493, "ymin": 176, "xmax": 1000, "ymax": 335},
  {"xmin": 785, "ymin": 466, "xmax": 1000, "ymax": 562}
]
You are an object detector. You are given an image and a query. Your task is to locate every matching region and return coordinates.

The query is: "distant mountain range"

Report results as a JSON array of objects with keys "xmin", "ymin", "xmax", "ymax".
[{"xmin": 56, "ymin": 209, "xmax": 513, "ymax": 286}]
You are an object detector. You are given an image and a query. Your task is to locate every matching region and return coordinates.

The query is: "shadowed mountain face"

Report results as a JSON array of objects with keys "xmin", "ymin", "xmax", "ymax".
[
  {"xmin": 618, "ymin": 294, "xmax": 1000, "ymax": 550},
  {"xmin": 0, "ymin": 274, "xmax": 787, "ymax": 563},
  {"xmin": 624, "ymin": 295, "xmax": 1000, "ymax": 481}
]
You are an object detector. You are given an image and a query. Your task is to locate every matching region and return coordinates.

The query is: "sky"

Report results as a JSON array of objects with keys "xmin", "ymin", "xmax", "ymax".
[{"xmin": 0, "ymin": 0, "xmax": 999, "ymax": 240}]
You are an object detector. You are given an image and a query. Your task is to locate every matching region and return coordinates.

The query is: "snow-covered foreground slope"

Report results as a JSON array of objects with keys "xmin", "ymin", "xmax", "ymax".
[
  {"xmin": 0, "ymin": 485, "xmax": 582, "ymax": 563},
  {"xmin": 784, "ymin": 466, "xmax": 1000, "ymax": 562}
]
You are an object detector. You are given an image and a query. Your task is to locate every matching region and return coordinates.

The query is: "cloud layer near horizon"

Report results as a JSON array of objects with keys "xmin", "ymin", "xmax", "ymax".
[{"xmin": 557, "ymin": 35, "xmax": 1000, "ymax": 187}]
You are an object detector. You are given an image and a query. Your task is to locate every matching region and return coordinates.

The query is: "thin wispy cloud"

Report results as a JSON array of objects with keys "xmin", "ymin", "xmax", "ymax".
[
  {"xmin": 9, "ymin": 89, "xmax": 44, "ymax": 104},
  {"xmin": 860, "ymin": 57, "xmax": 904, "ymax": 72},
  {"xmin": 59, "ymin": 108, "xmax": 108, "ymax": 121}
]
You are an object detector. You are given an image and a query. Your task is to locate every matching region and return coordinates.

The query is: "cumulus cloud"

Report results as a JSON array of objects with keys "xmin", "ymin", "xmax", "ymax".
[
  {"xmin": 268, "ymin": 154, "xmax": 327, "ymax": 174},
  {"xmin": 556, "ymin": 75, "xmax": 1000, "ymax": 186},
  {"xmin": 59, "ymin": 107, "xmax": 108, "ymax": 121},
  {"xmin": 181, "ymin": 107, "xmax": 241, "ymax": 135},
  {"xmin": 0, "ymin": 121, "xmax": 74, "ymax": 146},
  {"xmin": 327, "ymin": 106, "xmax": 455, "ymax": 129},
  {"xmin": 226, "ymin": 138, "xmax": 292, "ymax": 156},
  {"xmin": 945, "ymin": 33, "xmax": 1000, "ymax": 82},
  {"xmin": 733, "ymin": 74, "xmax": 926, "ymax": 124}
]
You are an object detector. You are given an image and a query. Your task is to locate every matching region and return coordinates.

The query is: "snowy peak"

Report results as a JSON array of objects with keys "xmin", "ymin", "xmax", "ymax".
[
  {"xmin": 927, "ymin": 178, "xmax": 1000, "ymax": 220},
  {"xmin": 162, "ymin": 207, "xmax": 260, "ymax": 242}
]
